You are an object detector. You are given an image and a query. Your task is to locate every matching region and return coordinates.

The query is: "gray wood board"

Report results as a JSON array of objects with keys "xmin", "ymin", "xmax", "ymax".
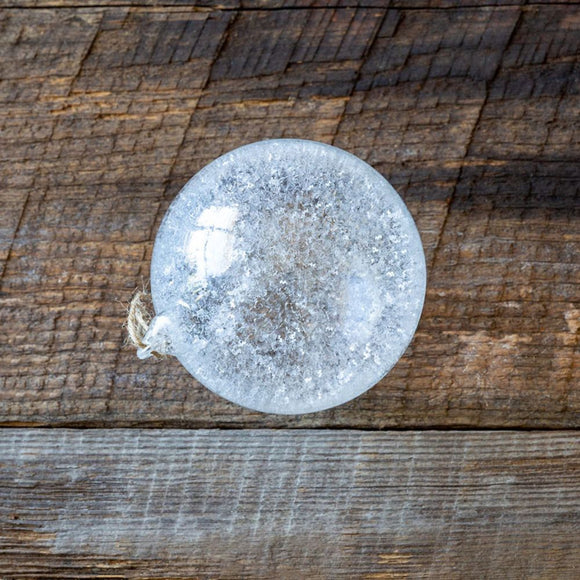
[{"xmin": 1, "ymin": 429, "xmax": 579, "ymax": 578}]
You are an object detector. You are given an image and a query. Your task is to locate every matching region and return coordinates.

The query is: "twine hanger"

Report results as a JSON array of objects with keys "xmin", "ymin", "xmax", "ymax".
[{"xmin": 126, "ymin": 289, "xmax": 164, "ymax": 359}]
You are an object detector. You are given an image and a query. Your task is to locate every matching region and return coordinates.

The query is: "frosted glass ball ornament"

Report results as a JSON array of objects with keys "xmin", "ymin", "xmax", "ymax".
[{"xmin": 140, "ymin": 139, "xmax": 426, "ymax": 414}]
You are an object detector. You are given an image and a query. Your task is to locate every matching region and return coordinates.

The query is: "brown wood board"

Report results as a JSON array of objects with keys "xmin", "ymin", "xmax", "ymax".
[
  {"xmin": 1, "ymin": 429, "xmax": 579, "ymax": 578},
  {"xmin": 0, "ymin": 4, "xmax": 578, "ymax": 428}
]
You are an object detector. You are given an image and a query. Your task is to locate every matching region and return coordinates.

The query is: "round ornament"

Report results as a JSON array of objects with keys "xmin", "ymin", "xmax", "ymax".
[{"xmin": 138, "ymin": 139, "xmax": 426, "ymax": 414}]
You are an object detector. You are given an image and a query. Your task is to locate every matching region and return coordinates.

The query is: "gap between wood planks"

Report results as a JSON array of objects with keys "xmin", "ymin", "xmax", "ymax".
[{"xmin": 1, "ymin": 422, "xmax": 578, "ymax": 431}]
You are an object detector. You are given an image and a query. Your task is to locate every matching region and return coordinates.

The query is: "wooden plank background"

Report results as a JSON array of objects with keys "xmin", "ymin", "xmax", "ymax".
[
  {"xmin": 1, "ymin": 1, "xmax": 578, "ymax": 428},
  {"xmin": 0, "ymin": 1, "xmax": 579, "ymax": 577},
  {"xmin": 1, "ymin": 430, "xmax": 579, "ymax": 578}
]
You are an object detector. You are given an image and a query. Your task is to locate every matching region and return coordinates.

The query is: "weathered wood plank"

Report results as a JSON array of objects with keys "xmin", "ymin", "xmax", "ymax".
[
  {"xmin": 3, "ymin": 1, "xmax": 577, "ymax": 10},
  {"xmin": 0, "ymin": 429, "xmax": 578, "ymax": 578},
  {"xmin": 0, "ymin": 5, "xmax": 578, "ymax": 428},
  {"xmin": 0, "ymin": 1, "xmax": 527, "ymax": 10}
]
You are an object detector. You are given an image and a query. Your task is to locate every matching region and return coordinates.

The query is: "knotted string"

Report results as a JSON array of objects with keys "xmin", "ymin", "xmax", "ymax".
[{"xmin": 126, "ymin": 289, "xmax": 164, "ymax": 358}]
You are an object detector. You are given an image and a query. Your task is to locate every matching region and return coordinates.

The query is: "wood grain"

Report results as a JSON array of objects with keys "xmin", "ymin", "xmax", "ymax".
[
  {"xmin": 0, "ymin": 429, "xmax": 578, "ymax": 579},
  {"xmin": 0, "ymin": 4, "xmax": 578, "ymax": 428},
  {"xmin": 2, "ymin": 1, "xmax": 578, "ymax": 9}
]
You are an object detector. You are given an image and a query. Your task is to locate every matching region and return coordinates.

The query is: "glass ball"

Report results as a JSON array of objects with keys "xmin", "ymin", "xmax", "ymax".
[{"xmin": 144, "ymin": 139, "xmax": 426, "ymax": 414}]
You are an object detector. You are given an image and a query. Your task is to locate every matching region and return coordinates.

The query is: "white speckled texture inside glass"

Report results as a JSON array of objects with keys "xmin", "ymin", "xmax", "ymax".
[{"xmin": 147, "ymin": 139, "xmax": 426, "ymax": 414}]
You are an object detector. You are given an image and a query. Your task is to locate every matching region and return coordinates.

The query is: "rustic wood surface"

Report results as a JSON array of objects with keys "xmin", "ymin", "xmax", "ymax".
[
  {"xmin": 0, "ymin": 3, "xmax": 579, "ymax": 576},
  {"xmin": 1, "ymin": 429, "xmax": 578, "ymax": 579},
  {"xmin": 1, "ymin": 2, "xmax": 578, "ymax": 428}
]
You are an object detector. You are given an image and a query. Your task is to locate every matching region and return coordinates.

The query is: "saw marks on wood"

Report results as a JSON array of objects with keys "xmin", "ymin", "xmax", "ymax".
[
  {"xmin": 0, "ymin": 4, "xmax": 578, "ymax": 428},
  {"xmin": 1, "ymin": 429, "xmax": 578, "ymax": 578}
]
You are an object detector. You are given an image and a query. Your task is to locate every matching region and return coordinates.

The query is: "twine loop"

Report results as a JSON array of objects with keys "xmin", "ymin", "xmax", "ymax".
[{"xmin": 126, "ymin": 289, "xmax": 164, "ymax": 359}]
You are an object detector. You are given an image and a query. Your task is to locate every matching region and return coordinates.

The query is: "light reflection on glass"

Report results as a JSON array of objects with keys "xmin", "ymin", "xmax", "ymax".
[
  {"xmin": 342, "ymin": 271, "xmax": 382, "ymax": 346},
  {"xmin": 186, "ymin": 206, "xmax": 239, "ymax": 281}
]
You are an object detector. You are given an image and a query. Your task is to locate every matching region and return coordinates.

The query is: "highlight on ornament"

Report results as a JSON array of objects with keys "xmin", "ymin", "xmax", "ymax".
[{"xmin": 128, "ymin": 139, "xmax": 426, "ymax": 415}]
